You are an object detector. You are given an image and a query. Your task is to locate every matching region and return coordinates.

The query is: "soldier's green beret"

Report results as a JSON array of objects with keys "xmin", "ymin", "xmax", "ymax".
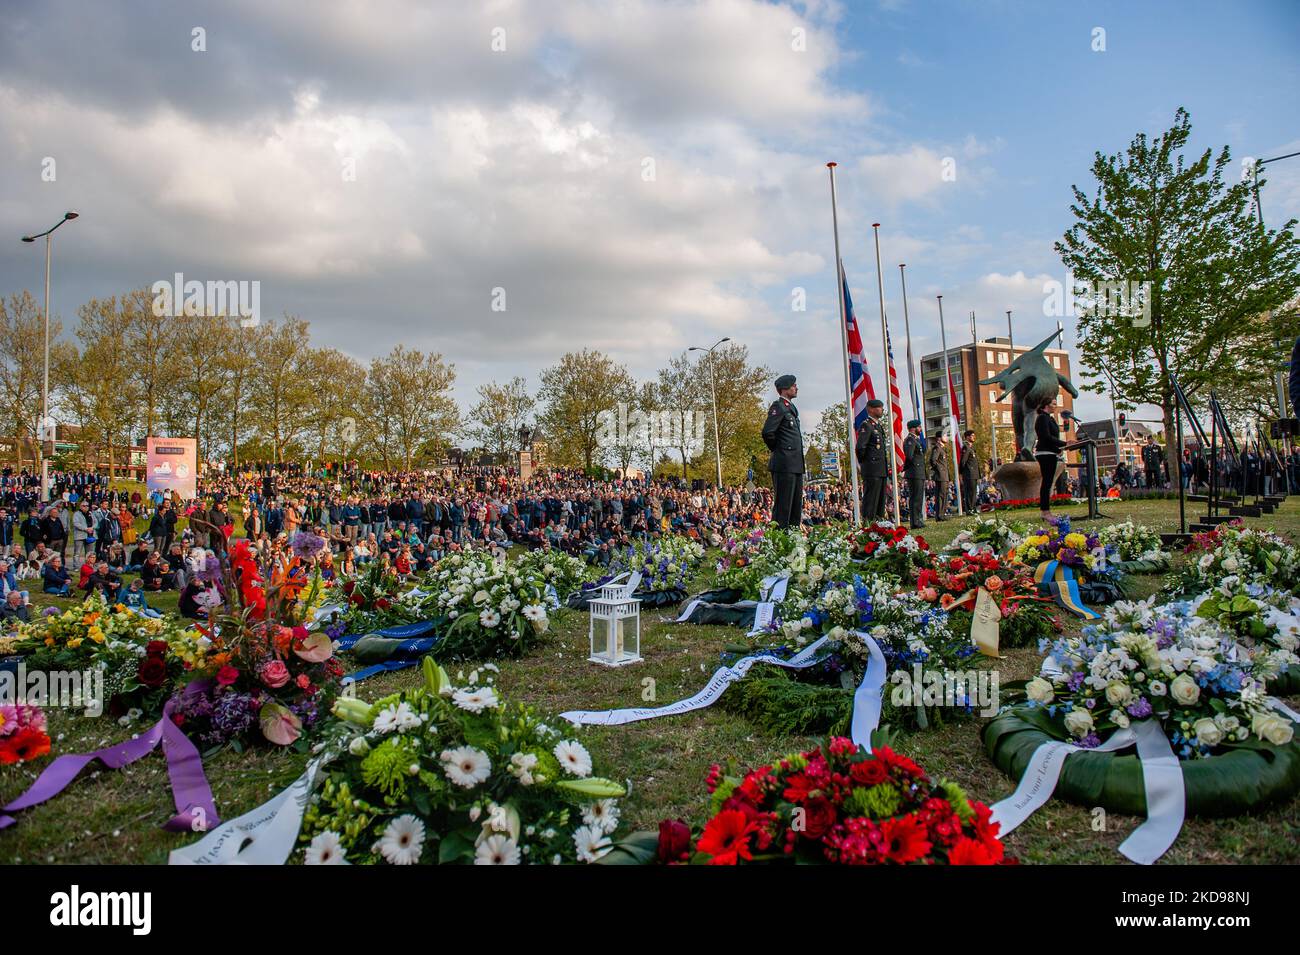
[
  {"xmin": 775, "ymin": 374, "xmax": 797, "ymax": 391},
  {"xmin": 867, "ymin": 399, "xmax": 884, "ymax": 409}
]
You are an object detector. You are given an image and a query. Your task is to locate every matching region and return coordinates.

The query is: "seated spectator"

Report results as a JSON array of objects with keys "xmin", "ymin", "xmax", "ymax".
[
  {"xmin": 42, "ymin": 555, "xmax": 71, "ymax": 596},
  {"xmin": 178, "ymin": 578, "xmax": 208, "ymax": 619},
  {"xmin": 128, "ymin": 541, "xmax": 151, "ymax": 572},
  {"xmin": 141, "ymin": 551, "xmax": 174, "ymax": 591},
  {"xmin": 121, "ymin": 578, "xmax": 162, "ymax": 618},
  {"xmin": 78, "ymin": 555, "xmax": 97, "ymax": 591},
  {"xmin": 83, "ymin": 560, "xmax": 123, "ymax": 601},
  {"xmin": 0, "ymin": 590, "xmax": 30, "ymax": 625}
]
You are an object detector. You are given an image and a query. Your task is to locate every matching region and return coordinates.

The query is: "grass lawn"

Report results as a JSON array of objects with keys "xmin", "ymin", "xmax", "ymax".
[{"xmin": 3, "ymin": 497, "xmax": 1299, "ymax": 864}]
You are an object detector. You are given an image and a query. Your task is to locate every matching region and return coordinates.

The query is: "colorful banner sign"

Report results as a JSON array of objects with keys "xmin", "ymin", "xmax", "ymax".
[{"xmin": 146, "ymin": 437, "xmax": 198, "ymax": 499}]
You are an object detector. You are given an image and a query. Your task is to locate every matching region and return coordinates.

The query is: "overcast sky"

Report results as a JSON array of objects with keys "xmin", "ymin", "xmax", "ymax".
[{"xmin": 2, "ymin": 0, "xmax": 1298, "ymax": 437}]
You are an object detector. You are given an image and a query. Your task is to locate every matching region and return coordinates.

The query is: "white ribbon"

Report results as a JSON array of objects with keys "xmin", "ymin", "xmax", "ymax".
[
  {"xmin": 560, "ymin": 628, "xmax": 889, "ymax": 753},
  {"xmin": 560, "ymin": 636, "xmax": 830, "ymax": 727},
  {"xmin": 1122, "ymin": 718, "xmax": 1184, "ymax": 865},
  {"xmin": 749, "ymin": 602, "xmax": 776, "ymax": 635},
  {"xmin": 848, "ymin": 631, "xmax": 887, "ymax": 753},
  {"xmin": 675, "ymin": 598, "xmax": 702, "ymax": 623},
  {"xmin": 169, "ymin": 755, "xmax": 331, "ymax": 866},
  {"xmin": 989, "ymin": 718, "xmax": 1185, "ymax": 865},
  {"xmin": 306, "ymin": 603, "xmax": 343, "ymax": 630},
  {"xmin": 1268, "ymin": 696, "xmax": 1300, "ymax": 724}
]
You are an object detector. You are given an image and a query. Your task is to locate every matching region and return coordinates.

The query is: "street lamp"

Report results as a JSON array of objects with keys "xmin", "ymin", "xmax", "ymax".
[
  {"xmin": 21, "ymin": 211, "xmax": 79, "ymax": 502},
  {"xmin": 1251, "ymin": 150, "xmax": 1300, "ymax": 417},
  {"xmin": 689, "ymin": 336, "xmax": 730, "ymax": 488}
]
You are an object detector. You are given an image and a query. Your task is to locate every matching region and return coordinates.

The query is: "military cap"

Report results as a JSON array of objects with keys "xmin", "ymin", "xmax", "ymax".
[
  {"xmin": 867, "ymin": 398, "xmax": 884, "ymax": 409},
  {"xmin": 774, "ymin": 374, "xmax": 797, "ymax": 391},
  {"xmin": 907, "ymin": 419, "xmax": 921, "ymax": 429}
]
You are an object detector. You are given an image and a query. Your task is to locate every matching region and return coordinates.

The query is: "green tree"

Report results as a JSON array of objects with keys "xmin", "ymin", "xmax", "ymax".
[
  {"xmin": 365, "ymin": 346, "xmax": 459, "ymax": 469},
  {"xmin": 0, "ymin": 290, "xmax": 75, "ymax": 470},
  {"xmin": 464, "ymin": 376, "xmax": 534, "ymax": 457},
  {"xmin": 538, "ymin": 350, "xmax": 634, "ymax": 472},
  {"xmin": 1056, "ymin": 107, "xmax": 1300, "ymax": 479}
]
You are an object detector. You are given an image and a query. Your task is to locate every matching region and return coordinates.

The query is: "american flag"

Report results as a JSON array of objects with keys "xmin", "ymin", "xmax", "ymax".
[
  {"xmin": 842, "ymin": 267, "xmax": 876, "ymax": 432},
  {"xmin": 885, "ymin": 323, "xmax": 905, "ymax": 469}
]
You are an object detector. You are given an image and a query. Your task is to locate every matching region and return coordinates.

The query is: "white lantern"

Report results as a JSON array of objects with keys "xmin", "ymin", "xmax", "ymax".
[{"xmin": 588, "ymin": 572, "xmax": 642, "ymax": 667}]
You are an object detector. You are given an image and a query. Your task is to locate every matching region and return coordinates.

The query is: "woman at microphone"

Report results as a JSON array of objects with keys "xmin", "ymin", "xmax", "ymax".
[{"xmin": 1035, "ymin": 398, "xmax": 1068, "ymax": 520}]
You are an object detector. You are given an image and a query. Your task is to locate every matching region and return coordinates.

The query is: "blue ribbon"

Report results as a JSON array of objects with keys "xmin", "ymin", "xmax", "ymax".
[{"xmin": 336, "ymin": 619, "xmax": 442, "ymax": 685}]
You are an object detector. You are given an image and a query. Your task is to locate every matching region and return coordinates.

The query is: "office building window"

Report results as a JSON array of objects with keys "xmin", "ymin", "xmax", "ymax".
[{"xmin": 998, "ymin": 352, "xmax": 1008, "ymax": 365}]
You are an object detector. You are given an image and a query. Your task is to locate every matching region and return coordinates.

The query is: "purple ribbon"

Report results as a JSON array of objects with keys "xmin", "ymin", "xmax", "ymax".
[{"xmin": 1, "ymin": 689, "xmax": 219, "ymax": 833}]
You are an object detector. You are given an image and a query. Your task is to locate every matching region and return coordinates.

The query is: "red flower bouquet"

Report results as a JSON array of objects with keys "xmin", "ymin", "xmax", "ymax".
[
  {"xmin": 916, "ymin": 553, "xmax": 1060, "ymax": 648},
  {"xmin": 685, "ymin": 738, "xmax": 1011, "ymax": 865},
  {"xmin": 846, "ymin": 523, "xmax": 931, "ymax": 581}
]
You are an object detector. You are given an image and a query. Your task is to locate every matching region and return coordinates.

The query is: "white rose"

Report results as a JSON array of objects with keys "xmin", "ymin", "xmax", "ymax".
[
  {"xmin": 1222, "ymin": 557, "xmax": 1239, "ymax": 572},
  {"xmin": 1169, "ymin": 673, "xmax": 1200, "ymax": 706},
  {"xmin": 1148, "ymin": 680, "xmax": 1167, "ymax": 696},
  {"xmin": 1025, "ymin": 677, "xmax": 1054, "ymax": 704},
  {"xmin": 1110, "ymin": 709, "xmax": 1130, "ymax": 729},
  {"xmin": 1064, "ymin": 708, "xmax": 1094, "ymax": 739},
  {"xmin": 809, "ymin": 565, "xmax": 825, "ymax": 582},
  {"xmin": 1252, "ymin": 711, "xmax": 1295, "ymax": 746},
  {"xmin": 1104, "ymin": 681, "xmax": 1133, "ymax": 707},
  {"xmin": 1192, "ymin": 718, "xmax": 1223, "ymax": 747}
]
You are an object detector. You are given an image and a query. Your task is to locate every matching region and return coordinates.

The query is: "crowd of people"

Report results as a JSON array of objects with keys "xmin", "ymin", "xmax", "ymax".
[{"xmin": 1, "ymin": 430, "xmax": 1296, "ymax": 628}]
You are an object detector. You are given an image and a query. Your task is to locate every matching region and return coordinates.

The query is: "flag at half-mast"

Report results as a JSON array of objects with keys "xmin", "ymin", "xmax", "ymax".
[
  {"xmin": 842, "ymin": 267, "xmax": 876, "ymax": 431},
  {"xmin": 885, "ymin": 322, "xmax": 905, "ymax": 469},
  {"xmin": 946, "ymin": 363, "xmax": 964, "ymax": 460}
]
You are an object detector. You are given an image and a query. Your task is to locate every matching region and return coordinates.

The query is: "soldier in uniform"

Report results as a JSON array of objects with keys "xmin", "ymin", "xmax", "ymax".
[
  {"xmin": 761, "ymin": 374, "xmax": 805, "ymax": 528},
  {"xmin": 856, "ymin": 399, "xmax": 888, "ymax": 521},
  {"xmin": 960, "ymin": 429, "xmax": 979, "ymax": 513},
  {"xmin": 902, "ymin": 420, "xmax": 926, "ymax": 528},
  {"xmin": 1141, "ymin": 435, "xmax": 1163, "ymax": 489},
  {"xmin": 928, "ymin": 430, "xmax": 951, "ymax": 522}
]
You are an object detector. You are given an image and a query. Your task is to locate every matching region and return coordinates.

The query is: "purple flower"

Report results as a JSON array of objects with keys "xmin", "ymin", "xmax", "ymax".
[
  {"xmin": 290, "ymin": 531, "xmax": 327, "ymax": 560},
  {"xmin": 41, "ymin": 606, "xmax": 60, "ymax": 618},
  {"xmin": 1077, "ymin": 732, "xmax": 1101, "ymax": 749},
  {"xmin": 1126, "ymin": 698, "xmax": 1154, "ymax": 718}
]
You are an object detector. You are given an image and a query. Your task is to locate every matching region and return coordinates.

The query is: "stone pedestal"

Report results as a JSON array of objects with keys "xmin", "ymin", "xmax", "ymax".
[{"xmin": 994, "ymin": 460, "xmax": 1064, "ymax": 503}]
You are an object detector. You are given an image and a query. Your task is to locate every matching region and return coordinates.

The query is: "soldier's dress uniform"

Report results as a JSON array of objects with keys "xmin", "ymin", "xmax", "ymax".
[
  {"xmin": 762, "ymin": 393, "xmax": 805, "ymax": 528},
  {"xmin": 902, "ymin": 426, "xmax": 926, "ymax": 528},
  {"xmin": 928, "ymin": 436, "xmax": 950, "ymax": 522},
  {"xmin": 960, "ymin": 438, "xmax": 979, "ymax": 514},
  {"xmin": 856, "ymin": 411, "xmax": 888, "ymax": 521}
]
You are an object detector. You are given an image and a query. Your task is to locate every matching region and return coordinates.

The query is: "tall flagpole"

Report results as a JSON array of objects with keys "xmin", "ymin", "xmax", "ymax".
[
  {"xmin": 898, "ymin": 264, "xmax": 920, "ymax": 423},
  {"xmin": 827, "ymin": 163, "xmax": 862, "ymax": 525},
  {"xmin": 872, "ymin": 223, "xmax": 901, "ymax": 524},
  {"xmin": 938, "ymin": 294, "xmax": 963, "ymax": 516}
]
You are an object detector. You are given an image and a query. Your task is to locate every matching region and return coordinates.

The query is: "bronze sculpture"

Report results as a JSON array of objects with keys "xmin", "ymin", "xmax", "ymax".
[{"xmin": 978, "ymin": 330, "xmax": 1079, "ymax": 461}]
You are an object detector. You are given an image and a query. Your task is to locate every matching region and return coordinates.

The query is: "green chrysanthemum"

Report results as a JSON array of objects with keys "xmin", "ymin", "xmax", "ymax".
[
  {"xmin": 847, "ymin": 782, "xmax": 900, "ymax": 819},
  {"xmin": 361, "ymin": 738, "xmax": 416, "ymax": 799},
  {"xmin": 940, "ymin": 780, "xmax": 975, "ymax": 822}
]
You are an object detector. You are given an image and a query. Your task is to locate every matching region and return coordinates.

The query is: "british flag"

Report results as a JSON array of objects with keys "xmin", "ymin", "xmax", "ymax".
[{"xmin": 842, "ymin": 266, "xmax": 876, "ymax": 432}]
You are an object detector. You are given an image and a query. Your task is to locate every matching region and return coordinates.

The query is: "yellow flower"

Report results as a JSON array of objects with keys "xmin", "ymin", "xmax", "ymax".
[
  {"xmin": 1064, "ymin": 533, "xmax": 1088, "ymax": 550},
  {"xmin": 88, "ymin": 627, "xmax": 105, "ymax": 644},
  {"xmin": 68, "ymin": 637, "xmax": 84, "ymax": 649},
  {"xmin": 45, "ymin": 636, "xmax": 56, "ymax": 648}
]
